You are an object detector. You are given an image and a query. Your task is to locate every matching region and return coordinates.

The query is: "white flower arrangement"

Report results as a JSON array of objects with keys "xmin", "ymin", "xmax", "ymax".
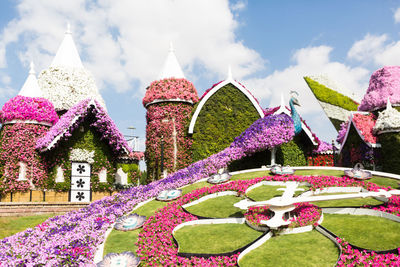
[
  {"xmin": 38, "ymin": 66, "xmax": 106, "ymax": 112},
  {"xmin": 70, "ymin": 148, "xmax": 95, "ymax": 164},
  {"xmin": 373, "ymin": 106, "xmax": 400, "ymax": 134},
  {"xmin": 320, "ymin": 102, "xmax": 351, "ymax": 122}
]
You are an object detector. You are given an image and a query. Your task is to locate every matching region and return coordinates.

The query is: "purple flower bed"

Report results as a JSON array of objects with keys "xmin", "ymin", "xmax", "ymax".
[
  {"xmin": 1, "ymin": 95, "xmax": 59, "ymax": 125},
  {"xmin": 0, "ymin": 113, "xmax": 295, "ymax": 265},
  {"xmin": 36, "ymin": 98, "xmax": 131, "ymax": 154}
]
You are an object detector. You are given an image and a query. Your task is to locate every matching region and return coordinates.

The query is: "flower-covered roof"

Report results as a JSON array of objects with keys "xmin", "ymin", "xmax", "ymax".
[
  {"xmin": 358, "ymin": 66, "xmax": 400, "ymax": 112},
  {"xmin": 339, "ymin": 112, "xmax": 380, "ymax": 149},
  {"xmin": 373, "ymin": 99, "xmax": 400, "ymax": 134},
  {"xmin": 188, "ymin": 75, "xmax": 264, "ymax": 134},
  {"xmin": 36, "ymin": 98, "xmax": 131, "ymax": 155},
  {"xmin": 142, "ymin": 78, "xmax": 199, "ymax": 107},
  {"xmin": 1, "ymin": 96, "xmax": 59, "ymax": 125},
  {"xmin": 38, "ymin": 27, "xmax": 106, "ymax": 112}
]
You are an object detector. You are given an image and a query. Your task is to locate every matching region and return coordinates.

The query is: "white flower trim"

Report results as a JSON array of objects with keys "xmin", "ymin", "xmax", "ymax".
[
  {"xmin": 38, "ymin": 66, "xmax": 106, "ymax": 111},
  {"xmin": 319, "ymin": 101, "xmax": 351, "ymax": 122},
  {"xmin": 373, "ymin": 107, "xmax": 400, "ymax": 134},
  {"xmin": 70, "ymin": 148, "xmax": 95, "ymax": 164}
]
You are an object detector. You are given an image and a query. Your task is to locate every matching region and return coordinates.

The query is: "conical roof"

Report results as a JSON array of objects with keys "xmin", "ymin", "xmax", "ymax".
[
  {"xmin": 38, "ymin": 25, "xmax": 106, "ymax": 112},
  {"xmin": 50, "ymin": 24, "xmax": 83, "ymax": 69},
  {"xmin": 158, "ymin": 42, "xmax": 185, "ymax": 79},
  {"xmin": 18, "ymin": 62, "xmax": 43, "ymax": 98},
  {"xmin": 373, "ymin": 98, "xmax": 400, "ymax": 134}
]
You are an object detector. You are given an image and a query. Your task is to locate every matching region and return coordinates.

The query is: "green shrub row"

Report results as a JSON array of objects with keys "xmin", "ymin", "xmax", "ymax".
[{"xmin": 276, "ymin": 133, "xmax": 312, "ymax": 166}]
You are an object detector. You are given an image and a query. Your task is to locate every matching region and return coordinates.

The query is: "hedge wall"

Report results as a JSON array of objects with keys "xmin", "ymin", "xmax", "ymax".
[
  {"xmin": 378, "ymin": 133, "xmax": 400, "ymax": 174},
  {"xmin": 191, "ymin": 83, "xmax": 261, "ymax": 162},
  {"xmin": 45, "ymin": 115, "xmax": 117, "ymax": 192},
  {"xmin": 276, "ymin": 132, "xmax": 313, "ymax": 166}
]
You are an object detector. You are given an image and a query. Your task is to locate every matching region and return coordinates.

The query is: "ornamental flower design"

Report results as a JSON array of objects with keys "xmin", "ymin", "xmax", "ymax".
[
  {"xmin": 114, "ymin": 214, "xmax": 146, "ymax": 231},
  {"xmin": 156, "ymin": 189, "xmax": 182, "ymax": 202},
  {"xmin": 97, "ymin": 251, "xmax": 140, "ymax": 267}
]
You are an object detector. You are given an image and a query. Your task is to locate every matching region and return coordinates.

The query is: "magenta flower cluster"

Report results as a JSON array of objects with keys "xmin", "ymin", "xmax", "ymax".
[
  {"xmin": 36, "ymin": 99, "xmax": 131, "ymax": 155},
  {"xmin": 313, "ymin": 141, "xmax": 333, "ymax": 154},
  {"xmin": 352, "ymin": 113, "xmax": 377, "ymax": 144},
  {"xmin": 231, "ymin": 114, "xmax": 295, "ymax": 154},
  {"xmin": 143, "ymin": 78, "xmax": 199, "ymax": 106},
  {"xmin": 359, "ymin": 66, "xmax": 400, "ymax": 112},
  {"xmin": 337, "ymin": 121, "xmax": 349, "ymax": 144},
  {"xmin": 1, "ymin": 95, "xmax": 59, "ymax": 125}
]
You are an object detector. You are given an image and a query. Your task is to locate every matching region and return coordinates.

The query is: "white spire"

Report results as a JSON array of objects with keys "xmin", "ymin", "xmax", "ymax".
[
  {"xmin": 50, "ymin": 23, "xmax": 84, "ymax": 68},
  {"xmin": 387, "ymin": 97, "xmax": 392, "ymax": 110},
  {"xmin": 158, "ymin": 41, "xmax": 185, "ymax": 79},
  {"xmin": 18, "ymin": 61, "xmax": 43, "ymax": 98},
  {"xmin": 227, "ymin": 65, "xmax": 233, "ymax": 80}
]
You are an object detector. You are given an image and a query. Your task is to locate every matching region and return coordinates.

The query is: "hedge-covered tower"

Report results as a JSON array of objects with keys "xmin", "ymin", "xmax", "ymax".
[
  {"xmin": 0, "ymin": 63, "xmax": 59, "ymax": 194},
  {"xmin": 143, "ymin": 43, "xmax": 198, "ymax": 181}
]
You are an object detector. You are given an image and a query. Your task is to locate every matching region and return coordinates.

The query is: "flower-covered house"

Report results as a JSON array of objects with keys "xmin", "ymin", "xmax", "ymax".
[{"xmin": 0, "ymin": 28, "xmax": 142, "ymax": 202}]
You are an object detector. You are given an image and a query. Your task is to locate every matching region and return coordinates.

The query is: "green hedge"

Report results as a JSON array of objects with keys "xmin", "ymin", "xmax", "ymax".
[
  {"xmin": 379, "ymin": 133, "xmax": 400, "ymax": 174},
  {"xmin": 304, "ymin": 77, "xmax": 359, "ymax": 111},
  {"xmin": 45, "ymin": 115, "xmax": 117, "ymax": 192},
  {"xmin": 191, "ymin": 83, "xmax": 261, "ymax": 161},
  {"xmin": 276, "ymin": 132, "xmax": 313, "ymax": 166},
  {"xmin": 228, "ymin": 150, "xmax": 270, "ymax": 172}
]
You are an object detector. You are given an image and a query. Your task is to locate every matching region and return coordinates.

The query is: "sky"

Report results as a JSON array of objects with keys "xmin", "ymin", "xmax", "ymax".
[{"xmin": 0, "ymin": 0, "xmax": 400, "ymax": 164}]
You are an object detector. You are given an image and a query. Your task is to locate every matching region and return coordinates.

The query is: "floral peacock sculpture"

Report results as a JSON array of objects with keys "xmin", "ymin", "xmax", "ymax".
[{"xmin": 289, "ymin": 90, "xmax": 302, "ymax": 135}]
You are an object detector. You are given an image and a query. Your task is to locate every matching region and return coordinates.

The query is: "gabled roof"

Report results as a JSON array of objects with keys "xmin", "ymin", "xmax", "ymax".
[
  {"xmin": 188, "ymin": 70, "xmax": 264, "ymax": 134},
  {"xmin": 51, "ymin": 24, "xmax": 83, "ymax": 68},
  {"xmin": 18, "ymin": 62, "xmax": 43, "ymax": 98},
  {"xmin": 36, "ymin": 98, "xmax": 131, "ymax": 155},
  {"xmin": 269, "ymin": 95, "xmax": 318, "ymax": 146},
  {"xmin": 339, "ymin": 112, "xmax": 380, "ymax": 152},
  {"xmin": 158, "ymin": 42, "xmax": 185, "ymax": 79}
]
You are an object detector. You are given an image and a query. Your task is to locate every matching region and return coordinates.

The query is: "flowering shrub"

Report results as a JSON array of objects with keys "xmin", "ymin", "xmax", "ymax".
[
  {"xmin": 145, "ymin": 102, "xmax": 194, "ymax": 181},
  {"xmin": 0, "ymin": 123, "xmax": 51, "ymax": 194},
  {"xmin": 359, "ymin": 66, "xmax": 400, "ymax": 112},
  {"xmin": 38, "ymin": 66, "xmax": 106, "ymax": 112},
  {"xmin": 337, "ymin": 121, "xmax": 349, "ymax": 144},
  {"xmin": 231, "ymin": 114, "xmax": 294, "ymax": 154},
  {"xmin": 143, "ymin": 78, "xmax": 198, "ymax": 106},
  {"xmin": 69, "ymin": 148, "xmax": 95, "ymax": 164},
  {"xmin": 244, "ymin": 206, "xmax": 272, "ymax": 226},
  {"xmin": 36, "ymin": 98, "xmax": 131, "ymax": 155},
  {"xmin": 337, "ymin": 238, "xmax": 400, "ymax": 266},
  {"xmin": 289, "ymin": 203, "xmax": 321, "ymax": 228},
  {"xmin": 352, "ymin": 113, "xmax": 377, "ymax": 144},
  {"xmin": 1, "ymin": 95, "xmax": 58, "ymax": 125},
  {"xmin": 308, "ymin": 154, "xmax": 334, "ymax": 166}
]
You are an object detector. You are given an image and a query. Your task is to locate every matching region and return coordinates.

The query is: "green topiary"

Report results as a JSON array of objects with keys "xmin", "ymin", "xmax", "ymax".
[
  {"xmin": 276, "ymin": 132, "xmax": 313, "ymax": 166},
  {"xmin": 228, "ymin": 150, "xmax": 271, "ymax": 172},
  {"xmin": 378, "ymin": 133, "xmax": 400, "ymax": 174},
  {"xmin": 304, "ymin": 77, "xmax": 359, "ymax": 111},
  {"xmin": 191, "ymin": 83, "xmax": 261, "ymax": 161}
]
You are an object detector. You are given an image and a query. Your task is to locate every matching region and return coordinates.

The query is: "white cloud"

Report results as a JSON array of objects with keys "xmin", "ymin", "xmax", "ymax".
[
  {"xmin": 0, "ymin": 0, "xmax": 264, "ymax": 94},
  {"xmin": 231, "ymin": 0, "xmax": 247, "ymax": 11},
  {"xmin": 347, "ymin": 33, "xmax": 387, "ymax": 63},
  {"xmin": 347, "ymin": 33, "xmax": 400, "ymax": 66},
  {"xmin": 394, "ymin": 7, "xmax": 400, "ymax": 23},
  {"xmin": 243, "ymin": 46, "xmax": 370, "ymax": 141}
]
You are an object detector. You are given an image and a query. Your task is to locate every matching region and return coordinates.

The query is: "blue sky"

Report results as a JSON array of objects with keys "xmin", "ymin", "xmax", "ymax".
[{"xmin": 1, "ymin": 0, "xmax": 400, "ymax": 157}]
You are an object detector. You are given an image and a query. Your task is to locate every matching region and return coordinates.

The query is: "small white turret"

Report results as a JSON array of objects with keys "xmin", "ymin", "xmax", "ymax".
[
  {"xmin": 158, "ymin": 42, "xmax": 185, "ymax": 79},
  {"xmin": 18, "ymin": 61, "xmax": 43, "ymax": 98}
]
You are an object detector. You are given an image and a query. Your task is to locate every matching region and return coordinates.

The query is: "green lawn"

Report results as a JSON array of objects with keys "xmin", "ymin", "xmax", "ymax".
[
  {"xmin": 103, "ymin": 229, "xmax": 140, "ymax": 256},
  {"xmin": 369, "ymin": 176, "xmax": 399, "ymax": 189},
  {"xmin": 0, "ymin": 213, "xmax": 61, "ymax": 239},
  {"xmin": 174, "ymin": 223, "xmax": 262, "ymax": 254},
  {"xmin": 246, "ymin": 185, "xmax": 284, "ymax": 201},
  {"xmin": 321, "ymin": 213, "xmax": 400, "ymax": 251},
  {"xmin": 239, "ymin": 230, "xmax": 339, "ymax": 267},
  {"xmin": 312, "ymin": 196, "xmax": 383, "ymax": 208},
  {"xmin": 184, "ymin": 195, "xmax": 245, "ymax": 218}
]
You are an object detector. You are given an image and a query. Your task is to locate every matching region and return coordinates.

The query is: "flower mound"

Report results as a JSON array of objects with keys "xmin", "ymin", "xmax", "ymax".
[
  {"xmin": 1, "ymin": 96, "xmax": 58, "ymax": 125},
  {"xmin": 352, "ymin": 113, "xmax": 377, "ymax": 144},
  {"xmin": 143, "ymin": 78, "xmax": 199, "ymax": 106},
  {"xmin": 231, "ymin": 114, "xmax": 295, "ymax": 153},
  {"xmin": 359, "ymin": 66, "xmax": 400, "ymax": 112}
]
